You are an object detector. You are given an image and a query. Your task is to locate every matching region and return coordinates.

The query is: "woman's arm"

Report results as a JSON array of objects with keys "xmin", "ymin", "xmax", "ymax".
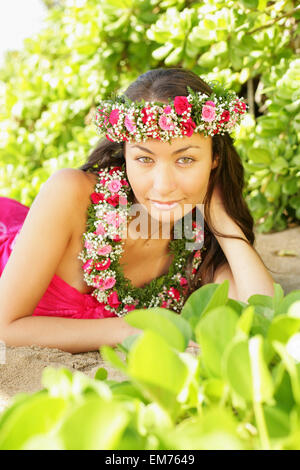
[
  {"xmin": 0, "ymin": 315, "xmax": 141, "ymax": 353},
  {"xmin": 0, "ymin": 169, "xmax": 141, "ymax": 352},
  {"xmin": 204, "ymin": 186, "xmax": 275, "ymax": 303}
]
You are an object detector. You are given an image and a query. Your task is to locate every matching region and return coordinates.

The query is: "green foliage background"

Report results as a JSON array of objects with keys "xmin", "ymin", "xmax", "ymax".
[{"xmin": 0, "ymin": 0, "xmax": 299, "ymax": 232}]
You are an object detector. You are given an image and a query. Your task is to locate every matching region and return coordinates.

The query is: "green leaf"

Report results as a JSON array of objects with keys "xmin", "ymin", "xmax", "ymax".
[
  {"xmin": 152, "ymin": 43, "xmax": 174, "ymax": 61},
  {"xmin": 276, "ymin": 291, "xmax": 300, "ymax": 315},
  {"xmin": 109, "ymin": 381, "xmax": 146, "ymax": 402},
  {"xmin": 94, "ymin": 367, "xmax": 108, "ymax": 381},
  {"xmin": 0, "ymin": 395, "xmax": 67, "ymax": 450},
  {"xmin": 124, "ymin": 307, "xmax": 192, "ymax": 351},
  {"xmin": 181, "ymin": 282, "xmax": 229, "ymax": 333},
  {"xmin": 282, "ymin": 178, "xmax": 298, "ymax": 195},
  {"xmin": 264, "ymin": 180, "xmax": 282, "ymax": 201},
  {"xmin": 270, "ymin": 157, "xmax": 289, "ymax": 174},
  {"xmin": 237, "ymin": 306, "xmax": 255, "ymax": 337},
  {"xmin": 248, "ymin": 336, "xmax": 274, "ymax": 403},
  {"xmin": 240, "ymin": 0, "xmax": 259, "ymax": 8},
  {"xmin": 250, "ymin": 307, "xmax": 273, "ymax": 337},
  {"xmin": 263, "ymin": 405, "xmax": 291, "ymax": 438},
  {"xmin": 268, "ymin": 315, "xmax": 300, "ymax": 344},
  {"xmin": 203, "ymin": 378, "xmax": 226, "ymax": 402},
  {"xmin": 58, "ymin": 398, "xmax": 129, "ymax": 450},
  {"xmin": 127, "ymin": 330, "xmax": 189, "ymax": 413},
  {"xmin": 163, "ymin": 407, "xmax": 246, "ymax": 450},
  {"xmin": 224, "ymin": 335, "xmax": 274, "ymax": 404},
  {"xmin": 223, "ymin": 338, "xmax": 254, "ymax": 403},
  {"xmin": 273, "ymin": 366, "xmax": 295, "ymax": 413},
  {"xmin": 100, "ymin": 346, "xmax": 128, "ymax": 373},
  {"xmin": 272, "ymin": 341, "xmax": 300, "ymax": 405},
  {"xmin": 165, "ymin": 47, "xmax": 183, "ymax": 66},
  {"xmin": 248, "ymin": 148, "xmax": 272, "ymax": 164},
  {"xmin": 195, "ymin": 306, "xmax": 239, "ymax": 378},
  {"xmin": 273, "ymin": 283, "xmax": 284, "ymax": 313},
  {"xmin": 248, "ymin": 294, "xmax": 274, "ymax": 310}
]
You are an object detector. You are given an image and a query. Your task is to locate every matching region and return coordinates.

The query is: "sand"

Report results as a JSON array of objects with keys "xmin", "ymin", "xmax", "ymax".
[{"xmin": 0, "ymin": 226, "xmax": 299, "ymax": 414}]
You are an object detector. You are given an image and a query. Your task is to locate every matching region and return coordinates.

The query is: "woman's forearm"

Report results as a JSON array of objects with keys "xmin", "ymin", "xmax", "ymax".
[
  {"xmin": 213, "ymin": 211, "xmax": 275, "ymax": 302},
  {"xmin": 0, "ymin": 315, "xmax": 141, "ymax": 354}
]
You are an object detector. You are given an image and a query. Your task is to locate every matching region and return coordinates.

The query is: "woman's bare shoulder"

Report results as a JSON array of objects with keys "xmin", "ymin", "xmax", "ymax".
[
  {"xmin": 48, "ymin": 168, "xmax": 97, "ymax": 201},
  {"xmin": 49, "ymin": 167, "xmax": 95, "ymax": 185}
]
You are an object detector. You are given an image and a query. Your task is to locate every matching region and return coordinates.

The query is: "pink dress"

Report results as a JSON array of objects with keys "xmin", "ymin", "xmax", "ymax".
[{"xmin": 0, "ymin": 196, "xmax": 117, "ymax": 319}]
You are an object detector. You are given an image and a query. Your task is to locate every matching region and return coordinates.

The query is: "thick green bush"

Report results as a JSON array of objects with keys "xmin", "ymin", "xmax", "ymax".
[
  {"xmin": 1, "ymin": 281, "xmax": 300, "ymax": 450},
  {"xmin": 0, "ymin": 0, "xmax": 299, "ymax": 230}
]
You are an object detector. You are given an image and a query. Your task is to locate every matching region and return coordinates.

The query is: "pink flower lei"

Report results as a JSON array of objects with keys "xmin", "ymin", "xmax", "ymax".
[
  {"xmin": 78, "ymin": 164, "xmax": 205, "ymax": 317},
  {"xmin": 93, "ymin": 85, "xmax": 247, "ymax": 144}
]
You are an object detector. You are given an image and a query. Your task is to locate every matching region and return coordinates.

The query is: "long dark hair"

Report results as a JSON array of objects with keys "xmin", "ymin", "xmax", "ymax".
[{"xmin": 78, "ymin": 67, "xmax": 255, "ymax": 297}]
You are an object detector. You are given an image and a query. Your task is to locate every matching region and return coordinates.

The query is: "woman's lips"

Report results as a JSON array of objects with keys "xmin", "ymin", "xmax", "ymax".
[{"xmin": 150, "ymin": 199, "xmax": 181, "ymax": 210}]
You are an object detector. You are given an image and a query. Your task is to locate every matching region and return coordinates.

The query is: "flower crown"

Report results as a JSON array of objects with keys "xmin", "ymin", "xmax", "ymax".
[{"xmin": 93, "ymin": 83, "xmax": 247, "ymax": 143}]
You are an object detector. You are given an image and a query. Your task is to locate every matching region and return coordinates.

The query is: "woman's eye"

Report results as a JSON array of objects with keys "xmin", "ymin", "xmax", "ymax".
[
  {"xmin": 136, "ymin": 156, "xmax": 153, "ymax": 163},
  {"xmin": 136, "ymin": 156, "xmax": 195, "ymax": 165},
  {"xmin": 178, "ymin": 157, "xmax": 195, "ymax": 165}
]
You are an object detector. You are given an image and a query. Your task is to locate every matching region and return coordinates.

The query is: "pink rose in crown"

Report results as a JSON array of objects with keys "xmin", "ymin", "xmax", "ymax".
[
  {"xmin": 124, "ymin": 115, "xmax": 137, "ymax": 133},
  {"xmin": 95, "ymin": 223, "xmax": 106, "ymax": 236},
  {"xmin": 174, "ymin": 96, "xmax": 191, "ymax": 115},
  {"xmin": 107, "ymin": 194, "xmax": 119, "ymax": 207},
  {"xmin": 205, "ymin": 100, "xmax": 216, "ymax": 107},
  {"xmin": 82, "ymin": 259, "xmax": 93, "ymax": 274},
  {"xmin": 158, "ymin": 115, "xmax": 176, "ymax": 131},
  {"xmin": 95, "ymin": 259, "xmax": 111, "ymax": 271},
  {"xmin": 163, "ymin": 105, "xmax": 172, "ymax": 114},
  {"xmin": 109, "ymin": 109, "xmax": 120, "ymax": 125},
  {"xmin": 181, "ymin": 118, "xmax": 196, "ymax": 137},
  {"xmin": 202, "ymin": 104, "xmax": 216, "ymax": 122},
  {"xmin": 108, "ymin": 179, "xmax": 122, "ymax": 193},
  {"xmin": 194, "ymin": 250, "xmax": 201, "ymax": 259},
  {"xmin": 90, "ymin": 192, "xmax": 105, "ymax": 204},
  {"xmin": 97, "ymin": 244, "xmax": 112, "ymax": 256},
  {"xmin": 107, "ymin": 291, "xmax": 121, "ymax": 308},
  {"xmin": 112, "ymin": 234, "xmax": 122, "ymax": 242}
]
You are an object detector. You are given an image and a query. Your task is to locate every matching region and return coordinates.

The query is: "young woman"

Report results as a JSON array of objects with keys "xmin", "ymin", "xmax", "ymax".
[{"xmin": 0, "ymin": 68, "xmax": 274, "ymax": 353}]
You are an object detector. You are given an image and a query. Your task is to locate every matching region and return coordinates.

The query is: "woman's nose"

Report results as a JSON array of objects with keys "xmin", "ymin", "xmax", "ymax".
[{"xmin": 152, "ymin": 165, "xmax": 177, "ymax": 195}]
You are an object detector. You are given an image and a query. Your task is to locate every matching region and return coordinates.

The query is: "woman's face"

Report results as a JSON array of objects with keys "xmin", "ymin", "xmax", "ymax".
[{"xmin": 124, "ymin": 132, "xmax": 218, "ymax": 227}]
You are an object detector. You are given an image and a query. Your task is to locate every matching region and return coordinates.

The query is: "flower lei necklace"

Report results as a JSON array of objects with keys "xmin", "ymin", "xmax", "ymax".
[{"xmin": 78, "ymin": 163, "xmax": 205, "ymax": 317}]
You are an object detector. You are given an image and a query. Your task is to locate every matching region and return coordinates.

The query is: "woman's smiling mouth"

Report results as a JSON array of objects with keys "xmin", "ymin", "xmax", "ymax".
[{"xmin": 150, "ymin": 199, "xmax": 182, "ymax": 210}]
